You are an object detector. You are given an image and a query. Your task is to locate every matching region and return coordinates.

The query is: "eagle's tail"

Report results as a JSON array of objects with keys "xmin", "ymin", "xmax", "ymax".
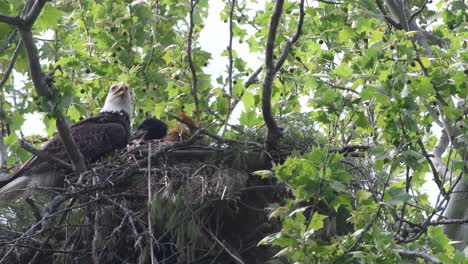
[{"xmin": 0, "ymin": 176, "xmax": 31, "ymax": 197}]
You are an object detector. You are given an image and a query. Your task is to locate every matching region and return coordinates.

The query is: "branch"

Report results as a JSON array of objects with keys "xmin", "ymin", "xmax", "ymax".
[
  {"xmin": 0, "ymin": 100, "xmax": 7, "ymax": 173},
  {"xmin": 244, "ymin": 66, "xmax": 263, "ymax": 88},
  {"xmin": 16, "ymin": 2, "xmax": 87, "ymax": 174},
  {"xmin": 230, "ymin": 66, "xmax": 263, "ymax": 111},
  {"xmin": 261, "ymin": 0, "xmax": 285, "ymax": 149},
  {"xmin": 187, "ymin": 0, "xmax": 201, "ymax": 124},
  {"xmin": 429, "ymin": 218, "xmax": 468, "ymax": 226},
  {"xmin": 408, "ymin": 0, "xmax": 427, "ymax": 24},
  {"xmin": 23, "ymin": 0, "xmax": 47, "ymax": 29},
  {"xmin": 416, "ymin": 138, "xmax": 446, "ymax": 197},
  {"xmin": 0, "ymin": 14, "xmax": 21, "ymax": 27},
  {"xmin": 383, "ymin": 0, "xmax": 432, "ymax": 57},
  {"xmin": 274, "ymin": 0, "xmax": 305, "ymax": 72},
  {"xmin": 19, "ymin": 139, "xmax": 73, "ymax": 171},
  {"xmin": 394, "ymin": 249, "xmax": 442, "ymax": 264},
  {"xmin": 55, "ymin": 115, "xmax": 86, "ymax": 173},
  {"xmin": 0, "ymin": 40, "xmax": 22, "ymax": 90}
]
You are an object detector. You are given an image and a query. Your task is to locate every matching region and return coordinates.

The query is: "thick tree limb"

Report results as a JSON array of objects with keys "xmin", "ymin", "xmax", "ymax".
[
  {"xmin": 261, "ymin": 0, "xmax": 305, "ymax": 150},
  {"xmin": 261, "ymin": 0, "xmax": 285, "ymax": 149},
  {"xmin": 0, "ymin": 14, "xmax": 21, "ymax": 27}
]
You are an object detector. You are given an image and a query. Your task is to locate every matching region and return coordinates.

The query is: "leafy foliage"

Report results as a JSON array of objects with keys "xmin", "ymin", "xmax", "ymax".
[{"xmin": 0, "ymin": 0, "xmax": 466, "ymax": 263}]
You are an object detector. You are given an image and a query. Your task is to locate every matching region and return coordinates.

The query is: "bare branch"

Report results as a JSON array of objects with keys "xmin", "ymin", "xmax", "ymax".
[
  {"xmin": 394, "ymin": 249, "xmax": 442, "ymax": 264},
  {"xmin": 187, "ymin": 0, "xmax": 201, "ymax": 124}
]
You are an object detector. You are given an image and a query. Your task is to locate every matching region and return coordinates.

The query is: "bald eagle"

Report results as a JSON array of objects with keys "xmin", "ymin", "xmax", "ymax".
[{"xmin": 0, "ymin": 83, "xmax": 132, "ymax": 196}]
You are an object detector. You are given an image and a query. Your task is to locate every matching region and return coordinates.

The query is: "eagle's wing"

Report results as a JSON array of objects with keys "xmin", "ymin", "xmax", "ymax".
[{"xmin": 0, "ymin": 117, "xmax": 129, "ymax": 191}]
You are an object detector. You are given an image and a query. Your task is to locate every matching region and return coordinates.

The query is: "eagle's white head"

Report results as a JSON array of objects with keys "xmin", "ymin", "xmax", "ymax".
[{"xmin": 100, "ymin": 82, "xmax": 132, "ymax": 114}]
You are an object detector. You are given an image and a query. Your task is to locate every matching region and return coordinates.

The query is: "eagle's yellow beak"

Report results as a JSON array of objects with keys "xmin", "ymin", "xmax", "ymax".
[{"xmin": 113, "ymin": 83, "xmax": 129, "ymax": 97}]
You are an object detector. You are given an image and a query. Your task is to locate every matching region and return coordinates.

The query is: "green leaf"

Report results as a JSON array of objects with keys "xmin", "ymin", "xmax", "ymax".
[
  {"xmin": 385, "ymin": 186, "xmax": 411, "ymax": 205},
  {"xmin": 308, "ymin": 213, "xmax": 327, "ymax": 230},
  {"xmin": 239, "ymin": 111, "xmax": 260, "ymax": 127}
]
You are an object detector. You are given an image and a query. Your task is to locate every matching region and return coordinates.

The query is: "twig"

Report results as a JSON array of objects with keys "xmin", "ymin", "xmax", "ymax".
[
  {"xmin": 187, "ymin": 0, "xmax": 201, "ymax": 124},
  {"xmin": 317, "ymin": 0, "xmax": 343, "ymax": 4},
  {"xmin": 416, "ymin": 138, "xmax": 446, "ymax": 197},
  {"xmin": 19, "ymin": 139, "xmax": 73, "ymax": 171},
  {"xmin": 203, "ymin": 226, "xmax": 246, "ymax": 264},
  {"xmin": 147, "ymin": 143, "xmax": 157, "ymax": 264}
]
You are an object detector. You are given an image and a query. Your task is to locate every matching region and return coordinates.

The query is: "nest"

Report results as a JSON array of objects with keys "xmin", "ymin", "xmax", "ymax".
[{"xmin": 0, "ymin": 139, "xmax": 286, "ymax": 264}]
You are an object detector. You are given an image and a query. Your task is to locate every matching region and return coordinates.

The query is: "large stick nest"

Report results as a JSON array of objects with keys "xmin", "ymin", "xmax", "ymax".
[{"xmin": 0, "ymin": 139, "xmax": 288, "ymax": 264}]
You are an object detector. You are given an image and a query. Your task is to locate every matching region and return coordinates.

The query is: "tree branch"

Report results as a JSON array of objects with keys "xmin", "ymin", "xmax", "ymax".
[
  {"xmin": 187, "ymin": 0, "xmax": 201, "ymax": 124},
  {"xmin": 274, "ymin": 0, "xmax": 305, "ymax": 72},
  {"xmin": 0, "ymin": 40, "xmax": 22, "ymax": 90},
  {"xmin": 0, "ymin": 14, "xmax": 21, "ymax": 27},
  {"xmin": 394, "ymin": 249, "xmax": 442, "ymax": 264},
  {"xmin": 16, "ymin": 1, "xmax": 87, "ymax": 174},
  {"xmin": 0, "ymin": 99, "xmax": 7, "ymax": 175},
  {"xmin": 429, "ymin": 218, "xmax": 468, "ymax": 226},
  {"xmin": 261, "ymin": 0, "xmax": 285, "ymax": 149}
]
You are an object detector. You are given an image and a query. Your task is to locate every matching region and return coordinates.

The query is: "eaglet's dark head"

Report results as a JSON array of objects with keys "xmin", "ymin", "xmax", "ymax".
[{"xmin": 130, "ymin": 118, "xmax": 168, "ymax": 141}]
